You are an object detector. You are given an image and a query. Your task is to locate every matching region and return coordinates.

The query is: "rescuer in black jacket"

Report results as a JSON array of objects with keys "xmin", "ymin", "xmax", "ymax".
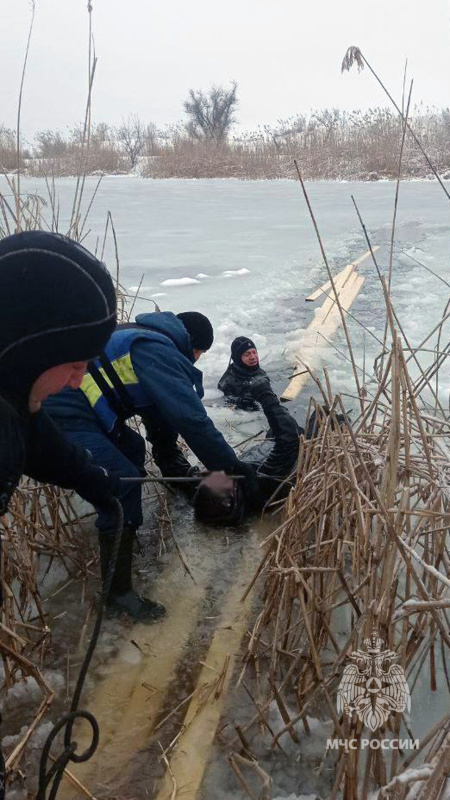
[
  {"xmin": 194, "ymin": 376, "xmax": 303, "ymax": 524},
  {"xmin": 0, "ymin": 232, "xmax": 158, "ymax": 617}
]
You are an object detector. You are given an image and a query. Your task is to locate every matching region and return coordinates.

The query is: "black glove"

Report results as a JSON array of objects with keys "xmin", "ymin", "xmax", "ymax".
[
  {"xmin": 248, "ymin": 376, "xmax": 279, "ymax": 409},
  {"xmin": 235, "ymin": 393, "xmax": 259, "ymax": 412},
  {"xmin": 74, "ymin": 464, "xmax": 122, "ymax": 510},
  {"xmin": 233, "ymin": 460, "xmax": 265, "ymax": 511}
]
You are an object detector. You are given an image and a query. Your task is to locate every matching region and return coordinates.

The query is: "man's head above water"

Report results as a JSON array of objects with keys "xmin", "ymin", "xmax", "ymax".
[
  {"xmin": 230, "ymin": 336, "xmax": 259, "ymax": 369},
  {"xmin": 193, "ymin": 471, "xmax": 245, "ymax": 526}
]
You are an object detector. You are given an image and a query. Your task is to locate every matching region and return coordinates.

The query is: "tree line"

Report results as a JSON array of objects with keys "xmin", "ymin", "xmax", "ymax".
[{"xmin": 2, "ymin": 82, "xmax": 450, "ymax": 180}]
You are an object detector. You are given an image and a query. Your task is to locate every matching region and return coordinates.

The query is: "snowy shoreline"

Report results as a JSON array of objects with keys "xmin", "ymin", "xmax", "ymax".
[{"xmin": 11, "ymin": 169, "xmax": 450, "ymax": 183}]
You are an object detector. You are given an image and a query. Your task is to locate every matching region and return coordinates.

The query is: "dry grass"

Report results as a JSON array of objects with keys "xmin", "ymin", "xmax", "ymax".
[
  {"xmin": 142, "ymin": 107, "xmax": 450, "ymax": 181},
  {"xmin": 224, "ymin": 330, "xmax": 450, "ymax": 798},
  {"xmin": 218, "ymin": 145, "xmax": 450, "ymax": 797},
  {"xmin": 1, "ymin": 484, "xmax": 97, "ymax": 778},
  {"xmin": 2, "ymin": 104, "xmax": 450, "ymax": 180}
]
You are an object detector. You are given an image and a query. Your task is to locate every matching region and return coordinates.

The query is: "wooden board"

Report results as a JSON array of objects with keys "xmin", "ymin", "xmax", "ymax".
[
  {"xmin": 281, "ymin": 272, "xmax": 365, "ymax": 401},
  {"xmin": 305, "ymin": 246, "xmax": 378, "ymax": 301},
  {"xmin": 305, "ymin": 262, "xmax": 354, "ymax": 302}
]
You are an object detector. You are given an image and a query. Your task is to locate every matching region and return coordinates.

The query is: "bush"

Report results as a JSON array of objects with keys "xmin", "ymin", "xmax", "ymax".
[{"xmin": 0, "ymin": 126, "xmax": 22, "ymax": 171}]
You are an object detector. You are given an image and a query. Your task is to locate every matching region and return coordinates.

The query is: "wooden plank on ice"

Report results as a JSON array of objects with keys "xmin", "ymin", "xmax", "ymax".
[
  {"xmin": 305, "ymin": 246, "xmax": 378, "ymax": 301},
  {"xmin": 281, "ymin": 272, "xmax": 365, "ymax": 402},
  {"xmin": 305, "ymin": 263, "xmax": 354, "ymax": 302}
]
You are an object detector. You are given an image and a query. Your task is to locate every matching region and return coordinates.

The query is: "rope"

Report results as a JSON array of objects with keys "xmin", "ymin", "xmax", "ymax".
[{"xmin": 34, "ymin": 498, "xmax": 124, "ymax": 800}]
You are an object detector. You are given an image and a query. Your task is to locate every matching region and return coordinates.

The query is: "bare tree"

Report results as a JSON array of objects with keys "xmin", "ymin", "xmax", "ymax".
[
  {"xmin": 70, "ymin": 121, "xmax": 113, "ymax": 148},
  {"xmin": 115, "ymin": 115, "xmax": 146, "ymax": 169},
  {"xmin": 183, "ymin": 82, "xmax": 238, "ymax": 144},
  {"xmin": 143, "ymin": 122, "xmax": 159, "ymax": 157},
  {"xmin": 34, "ymin": 129, "xmax": 69, "ymax": 158}
]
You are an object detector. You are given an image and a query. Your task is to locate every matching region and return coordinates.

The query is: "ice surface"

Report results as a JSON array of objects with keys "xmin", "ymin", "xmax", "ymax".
[
  {"xmin": 3, "ymin": 669, "xmax": 65, "ymax": 708},
  {"xmin": 267, "ymin": 702, "xmax": 334, "ymax": 755},
  {"xmin": 5, "ymin": 174, "xmax": 445, "ymax": 421}
]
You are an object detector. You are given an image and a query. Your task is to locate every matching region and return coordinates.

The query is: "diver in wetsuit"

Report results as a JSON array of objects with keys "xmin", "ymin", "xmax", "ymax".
[
  {"xmin": 194, "ymin": 379, "xmax": 348, "ymax": 526},
  {"xmin": 218, "ymin": 337, "xmax": 271, "ymax": 411},
  {"xmin": 194, "ymin": 376, "xmax": 303, "ymax": 524}
]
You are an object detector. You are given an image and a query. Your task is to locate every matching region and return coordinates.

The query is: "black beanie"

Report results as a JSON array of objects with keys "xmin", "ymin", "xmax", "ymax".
[
  {"xmin": 177, "ymin": 311, "xmax": 214, "ymax": 351},
  {"xmin": 231, "ymin": 336, "xmax": 257, "ymax": 366},
  {"xmin": 0, "ymin": 230, "xmax": 117, "ymax": 403}
]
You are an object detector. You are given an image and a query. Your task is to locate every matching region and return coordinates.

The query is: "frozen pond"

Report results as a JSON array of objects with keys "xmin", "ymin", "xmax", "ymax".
[
  {"xmin": 3, "ymin": 176, "xmax": 450, "ymax": 799},
  {"xmin": 3, "ymin": 175, "xmax": 450, "ymax": 429}
]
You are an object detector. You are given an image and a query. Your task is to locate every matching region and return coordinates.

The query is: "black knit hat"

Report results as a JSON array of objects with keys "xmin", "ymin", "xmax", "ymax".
[
  {"xmin": 231, "ymin": 336, "xmax": 257, "ymax": 366},
  {"xmin": 177, "ymin": 312, "xmax": 214, "ymax": 351},
  {"xmin": 0, "ymin": 230, "xmax": 117, "ymax": 403}
]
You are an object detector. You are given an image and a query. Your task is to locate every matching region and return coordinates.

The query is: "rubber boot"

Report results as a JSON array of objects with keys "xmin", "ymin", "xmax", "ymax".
[{"xmin": 99, "ymin": 527, "xmax": 166, "ymax": 622}]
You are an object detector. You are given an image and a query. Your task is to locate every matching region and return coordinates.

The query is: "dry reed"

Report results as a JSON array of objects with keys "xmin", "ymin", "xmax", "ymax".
[{"xmin": 226, "ymin": 271, "xmax": 450, "ymax": 800}]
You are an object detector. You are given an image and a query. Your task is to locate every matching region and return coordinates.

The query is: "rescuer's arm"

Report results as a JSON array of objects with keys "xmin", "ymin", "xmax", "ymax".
[
  {"xmin": 25, "ymin": 409, "xmax": 120, "ymax": 506},
  {"xmin": 132, "ymin": 342, "xmax": 239, "ymax": 471},
  {"xmin": 249, "ymin": 377, "xmax": 301, "ymax": 479},
  {"xmin": 259, "ymin": 403, "xmax": 300, "ymax": 478}
]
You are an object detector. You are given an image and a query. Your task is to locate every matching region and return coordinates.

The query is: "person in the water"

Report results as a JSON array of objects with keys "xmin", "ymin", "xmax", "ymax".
[
  {"xmin": 194, "ymin": 375, "xmax": 302, "ymax": 524},
  {"xmin": 218, "ymin": 336, "xmax": 273, "ymax": 411},
  {"xmin": 194, "ymin": 378, "xmax": 348, "ymax": 526}
]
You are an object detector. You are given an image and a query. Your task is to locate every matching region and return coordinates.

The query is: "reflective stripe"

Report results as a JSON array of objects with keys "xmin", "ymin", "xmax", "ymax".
[
  {"xmin": 77, "ymin": 323, "xmax": 203, "ymax": 434},
  {"xmin": 81, "ymin": 353, "xmax": 138, "ymax": 410}
]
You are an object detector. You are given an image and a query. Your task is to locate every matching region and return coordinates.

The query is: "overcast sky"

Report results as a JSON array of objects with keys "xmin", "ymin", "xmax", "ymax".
[{"xmin": 2, "ymin": 0, "xmax": 450, "ymax": 139}]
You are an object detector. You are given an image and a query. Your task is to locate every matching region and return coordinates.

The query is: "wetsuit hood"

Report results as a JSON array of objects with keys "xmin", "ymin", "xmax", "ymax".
[
  {"xmin": 0, "ymin": 231, "xmax": 117, "ymax": 406},
  {"xmin": 230, "ymin": 336, "xmax": 259, "ymax": 372}
]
